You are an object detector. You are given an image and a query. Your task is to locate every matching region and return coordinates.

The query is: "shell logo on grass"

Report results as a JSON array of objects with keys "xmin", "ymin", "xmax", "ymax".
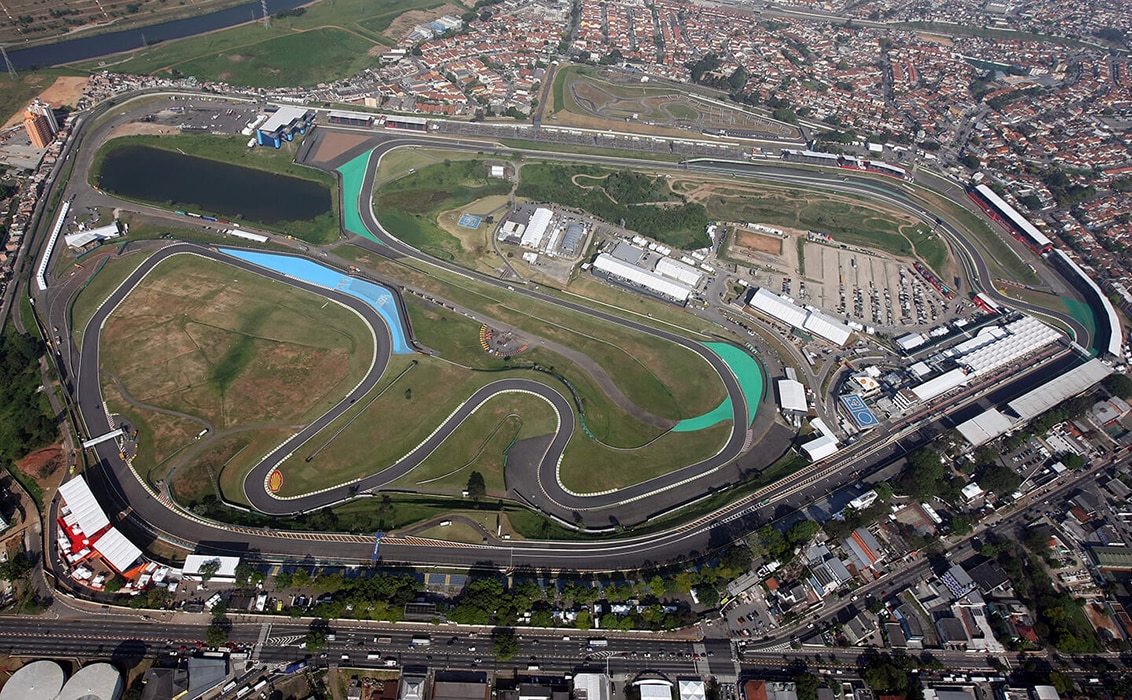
[{"xmin": 268, "ymin": 469, "xmax": 283, "ymax": 493}]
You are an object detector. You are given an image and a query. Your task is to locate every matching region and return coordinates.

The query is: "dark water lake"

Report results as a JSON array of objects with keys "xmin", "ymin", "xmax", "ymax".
[
  {"xmin": 98, "ymin": 145, "xmax": 331, "ymax": 224},
  {"xmin": 8, "ymin": 0, "xmax": 309, "ymax": 71}
]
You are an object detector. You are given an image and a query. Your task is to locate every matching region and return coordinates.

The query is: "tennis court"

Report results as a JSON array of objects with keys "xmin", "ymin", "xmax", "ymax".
[{"xmin": 458, "ymin": 213, "xmax": 482, "ymax": 229}]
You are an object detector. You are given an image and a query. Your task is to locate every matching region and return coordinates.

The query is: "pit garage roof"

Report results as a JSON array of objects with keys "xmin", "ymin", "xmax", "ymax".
[
  {"xmin": 93, "ymin": 526, "xmax": 142, "ymax": 573},
  {"xmin": 58, "ymin": 476, "xmax": 110, "ymax": 537},
  {"xmin": 956, "ymin": 408, "xmax": 1016, "ymax": 447},
  {"xmin": 975, "ymin": 183, "xmax": 1052, "ymax": 248},
  {"xmin": 593, "ymin": 254, "xmax": 692, "ymax": 302},
  {"xmin": 777, "ymin": 379, "xmax": 808, "ymax": 413},
  {"xmin": 910, "ymin": 367, "xmax": 969, "ymax": 402},
  {"xmin": 959, "ymin": 316, "xmax": 1059, "ymax": 377},
  {"xmin": 1007, "ymin": 358, "xmax": 1113, "ymax": 421}
]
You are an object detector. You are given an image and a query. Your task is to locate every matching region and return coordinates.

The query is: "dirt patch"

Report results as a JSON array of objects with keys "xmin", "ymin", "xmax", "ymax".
[
  {"xmin": 39, "ymin": 76, "xmax": 89, "ymax": 109},
  {"xmin": 1, "ymin": 75, "xmax": 89, "ymax": 129},
  {"xmin": 227, "ymin": 54, "xmax": 248, "ymax": 62},
  {"xmin": 736, "ymin": 229, "xmax": 783, "ymax": 255},
  {"xmin": 15, "ymin": 443, "xmax": 67, "ymax": 497},
  {"xmin": 367, "ymin": 44, "xmax": 386, "ymax": 57},
  {"xmin": 382, "ymin": 3, "xmax": 465, "ymax": 40},
  {"xmin": 309, "ymin": 130, "xmax": 373, "ymax": 166},
  {"xmin": 105, "ymin": 121, "xmax": 181, "ymax": 139}
]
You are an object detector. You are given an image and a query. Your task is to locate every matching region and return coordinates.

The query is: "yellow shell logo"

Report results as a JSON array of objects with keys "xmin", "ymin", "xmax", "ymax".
[{"xmin": 268, "ymin": 470, "xmax": 283, "ymax": 493}]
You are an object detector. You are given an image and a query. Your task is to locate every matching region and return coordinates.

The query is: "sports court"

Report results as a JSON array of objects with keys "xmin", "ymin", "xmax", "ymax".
[
  {"xmin": 458, "ymin": 213, "xmax": 482, "ymax": 229},
  {"xmin": 840, "ymin": 394, "xmax": 879, "ymax": 429}
]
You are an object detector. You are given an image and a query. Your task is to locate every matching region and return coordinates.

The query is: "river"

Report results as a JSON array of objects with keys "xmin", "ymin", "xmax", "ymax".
[{"xmin": 8, "ymin": 0, "xmax": 309, "ymax": 71}]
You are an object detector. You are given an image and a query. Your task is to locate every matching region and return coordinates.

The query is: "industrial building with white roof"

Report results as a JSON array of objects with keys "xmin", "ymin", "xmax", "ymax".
[
  {"xmin": 748, "ymin": 288, "xmax": 853, "ymax": 346},
  {"xmin": 592, "ymin": 253, "xmax": 693, "ymax": 303}
]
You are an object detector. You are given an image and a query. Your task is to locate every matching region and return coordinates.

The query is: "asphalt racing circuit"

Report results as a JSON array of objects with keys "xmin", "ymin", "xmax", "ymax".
[{"xmin": 35, "ymin": 92, "xmax": 1102, "ymax": 572}]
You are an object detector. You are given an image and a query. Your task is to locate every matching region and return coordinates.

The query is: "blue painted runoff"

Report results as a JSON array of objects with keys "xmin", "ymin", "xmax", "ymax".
[{"xmin": 220, "ymin": 248, "xmax": 412, "ymax": 354}]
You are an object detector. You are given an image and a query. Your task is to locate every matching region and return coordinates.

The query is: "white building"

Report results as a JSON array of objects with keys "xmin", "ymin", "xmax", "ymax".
[
  {"xmin": 654, "ymin": 257, "xmax": 703, "ymax": 287},
  {"xmin": 592, "ymin": 254, "xmax": 693, "ymax": 303},
  {"xmin": 777, "ymin": 378, "xmax": 807, "ymax": 414},
  {"xmin": 520, "ymin": 207, "xmax": 553, "ymax": 248},
  {"xmin": 748, "ymin": 288, "xmax": 853, "ymax": 346},
  {"xmin": 802, "ymin": 417, "xmax": 840, "ymax": 461}
]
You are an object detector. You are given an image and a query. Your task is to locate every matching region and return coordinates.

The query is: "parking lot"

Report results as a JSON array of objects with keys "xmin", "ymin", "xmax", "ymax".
[
  {"xmin": 142, "ymin": 96, "xmax": 260, "ymax": 137},
  {"xmin": 759, "ymin": 242, "xmax": 958, "ymax": 332}
]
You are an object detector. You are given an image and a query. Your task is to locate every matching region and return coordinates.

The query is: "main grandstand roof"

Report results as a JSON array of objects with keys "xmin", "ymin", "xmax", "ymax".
[
  {"xmin": 956, "ymin": 408, "xmax": 1016, "ymax": 447},
  {"xmin": 1007, "ymin": 358, "xmax": 1113, "ymax": 420}
]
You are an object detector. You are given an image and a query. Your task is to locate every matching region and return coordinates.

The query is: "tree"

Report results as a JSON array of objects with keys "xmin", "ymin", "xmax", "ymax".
[
  {"xmin": 304, "ymin": 630, "xmax": 327, "ymax": 652},
  {"xmin": 492, "ymin": 627, "xmax": 519, "ymax": 661},
  {"xmin": 291, "ymin": 568, "xmax": 311, "ymax": 588},
  {"xmin": 274, "ymin": 571, "xmax": 294, "ymax": 589},
  {"xmin": 1104, "ymin": 374, "xmax": 1132, "ymax": 400},
  {"xmin": 794, "ymin": 673, "xmax": 821, "ymax": 700},
  {"xmin": 978, "ymin": 464, "xmax": 1021, "ymax": 497},
  {"xmin": 899, "ymin": 449, "xmax": 947, "ymax": 501},
  {"xmin": 198, "ymin": 559, "xmax": 221, "ymax": 584},
  {"xmin": 104, "ymin": 576, "xmax": 125, "ymax": 593},
  {"xmin": 205, "ymin": 617, "xmax": 230, "ymax": 647},
  {"xmin": 467, "ymin": 471, "xmax": 487, "ymax": 499},
  {"xmin": 0, "ymin": 552, "xmax": 35, "ymax": 581}
]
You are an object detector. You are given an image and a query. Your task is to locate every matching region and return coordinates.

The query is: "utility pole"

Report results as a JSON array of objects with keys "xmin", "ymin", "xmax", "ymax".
[
  {"xmin": 261, "ymin": 0, "xmax": 270, "ymax": 28},
  {"xmin": 1, "ymin": 45, "xmax": 17, "ymax": 80}
]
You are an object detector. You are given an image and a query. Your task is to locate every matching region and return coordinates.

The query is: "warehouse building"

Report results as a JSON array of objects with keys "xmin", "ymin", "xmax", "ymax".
[
  {"xmin": 255, "ymin": 107, "xmax": 314, "ymax": 148},
  {"xmin": 592, "ymin": 253, "xmax": 692, "ymax": 304},
  {"xmin": 801, "ymin": 417, "xmax": 840, "ymax": 461},
  {"xmin": 748, "ymin": 288, "xmax": 853, "ymax": 346},
  {"xmin": 520, "ymin": 207, "xmax": 554, "ymax": 248},
  {"xmin": 777, "ymin": 378, "xmax": 808, "ymax": 416},
  {"xmin": 655, "ymin": 256, "xmax": 704, "ymax": 287},
  {"xmin": 64, "ymin": 222, "xmax": 122, "ymax": 249}
]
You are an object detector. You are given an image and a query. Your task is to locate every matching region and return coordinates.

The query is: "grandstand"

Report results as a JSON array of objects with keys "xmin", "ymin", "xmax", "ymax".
[
  {"xmin": 969, "ymin": 182, "xmax": 1053, "ymax": 253},
  {"xmin": 1049, "ymin": 250, "xmax": 1123, "ymax": 359}
]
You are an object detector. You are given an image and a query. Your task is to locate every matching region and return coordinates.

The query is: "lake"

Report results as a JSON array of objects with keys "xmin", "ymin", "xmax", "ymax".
[{"xmin": 97, "ymin": 144, "xmax": 331, "ymax": 225}]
